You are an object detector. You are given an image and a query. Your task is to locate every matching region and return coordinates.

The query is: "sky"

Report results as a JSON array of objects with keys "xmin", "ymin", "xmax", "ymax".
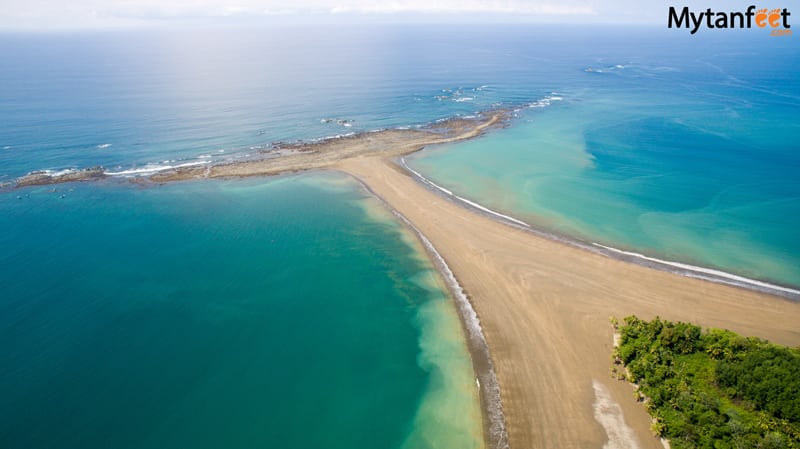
[{"xmin": 0, "ymin": 0, "xmax": 769, "ymax": 30}]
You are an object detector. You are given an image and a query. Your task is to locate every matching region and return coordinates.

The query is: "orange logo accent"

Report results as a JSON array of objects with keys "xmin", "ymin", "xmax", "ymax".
[
  {"xmin": 668, "ymin": 5, "xmax": 791, "ymax": 36},
  {"xmin": 755, "ymin": 8, "xmax": 769, "ymax": 26},
  {"xmin": 756, "ymin": 8, "xmax": 786, "ymax": 27}
]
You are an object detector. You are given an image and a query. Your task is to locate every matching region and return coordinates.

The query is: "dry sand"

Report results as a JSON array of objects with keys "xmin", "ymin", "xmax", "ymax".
[{"xmin": 335, "ymin": 154, "xmax": 800, "ymax": 449}]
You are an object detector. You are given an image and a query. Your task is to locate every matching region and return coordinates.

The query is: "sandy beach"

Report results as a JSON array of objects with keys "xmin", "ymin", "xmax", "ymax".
[
  {"xmin": 11, "ymin": 112, "xmax": 800, "ymax": 448},
  {"xmin": 337, "ymin": 154, "xmax": 800, "ymax": 449}
]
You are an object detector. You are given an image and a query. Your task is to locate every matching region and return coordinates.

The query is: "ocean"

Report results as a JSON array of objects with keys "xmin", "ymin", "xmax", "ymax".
[
  {"xmin": 1, "ymin": 24, "xmax": 798, "ymax": 448},
  {"xmin": 0, "ymin": 174, "xmax": 482, "ymax": 448},
  {"xmin": 405, "ymin": 28, "xmax": 800, "ymax": 288}
]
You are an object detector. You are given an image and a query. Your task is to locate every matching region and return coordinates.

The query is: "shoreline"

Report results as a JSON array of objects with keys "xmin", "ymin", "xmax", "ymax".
[
  {"xmin": 396, "ymin": 212, "xmax": 508, "ymax": 449},
  {"xmin": 352, "ymin": 173, "xmax": 509, "ymax": 449},
  {"xmin": 397, "ymin": 157, "xmax": 800, "ymax": 301},
  {"xmin": 6, "ymin": 111, "xmax": 508, "ymax": 188},
  {"xmin": 336, "ymin": 154, "xmax": 800, "ymax": 448},
  {"xmin": 6, "ymin": 106, "xmax": 800, "ymax": 447},
  {"xmin": 7, "ymin": 107, "xmax": 799, "ymax": 297}
]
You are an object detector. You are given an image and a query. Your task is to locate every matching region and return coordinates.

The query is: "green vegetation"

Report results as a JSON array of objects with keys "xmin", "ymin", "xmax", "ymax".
[{"xmin": 612, "ymin": 316, "xmax": 800, "ymax": 449}]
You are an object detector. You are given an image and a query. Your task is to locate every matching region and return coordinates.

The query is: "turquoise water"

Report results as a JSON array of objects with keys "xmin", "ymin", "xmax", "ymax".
[
  {"xmin": 408, "ymin": 32, "xmax": 800, "ymax": 287},
  {"xmin": 3, "ymin": 26, "xmax": 797, "ymax": 289},
  {"xmin": 2, "ymin": 24, "xmax": 799, "ymax": 448},
  {"xmin": 0, "ymin": 173, "xmax": 482, "ymax": 448}
]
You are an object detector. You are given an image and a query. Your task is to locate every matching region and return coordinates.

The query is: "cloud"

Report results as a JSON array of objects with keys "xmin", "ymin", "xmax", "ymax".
[
  {"xmin": 0, "ymin": 0, "xmax": 601, "ymax": 29},
  {"xmin": 327, "ymin": 0, "xmax": 595, "ymax": 15},
  {"xmin": 99, "ymin": 0, "xmax": 596, "ymax": 20}
]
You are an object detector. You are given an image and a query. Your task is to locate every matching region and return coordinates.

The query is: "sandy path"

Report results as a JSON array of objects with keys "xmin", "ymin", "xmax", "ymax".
[{"xmin": 336, "ymin": 155, "xmax": 800, "ymax": 449}]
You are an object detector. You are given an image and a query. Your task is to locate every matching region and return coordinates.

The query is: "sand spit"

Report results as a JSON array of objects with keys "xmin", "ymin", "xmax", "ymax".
[
  {"xmin": 336, "ymin": 154, "xmax": 800, "ymax": 449},
  {"xmin": 8, "ymin": 109, "xmax": 800, "ymax": 449},
  {"xmin": 8, "ymin": 113, "xmax": 507, "ymax": 189}
]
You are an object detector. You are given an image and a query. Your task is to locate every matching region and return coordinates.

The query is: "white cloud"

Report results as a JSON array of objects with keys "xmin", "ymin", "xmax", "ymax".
[
  {"xmin": 1, "ymin": 0, "xmax": 669, "ymax": 29},
  {"xmin": 327, "ymin": 0, "xmax": 594, "ymax": 15}
]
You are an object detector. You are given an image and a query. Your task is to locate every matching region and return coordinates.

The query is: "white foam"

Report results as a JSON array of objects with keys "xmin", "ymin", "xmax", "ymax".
[
  {"xmin": 104, "ymin": 160, "xmax": 209, "ymax": 176},
  {"xmin": 308, "ymin": 132, "xmax": 357, "ymax": 143},
  {"xmin": 96, "ymin": 143, "xmax": 111, "ymax": 149},
  {"xmin": 390, "ymin": 209, "xmax": 509, "ymax": 449},
  {"xmin": 527, "ymin": 94, "xmax": 564, "ymax": 109},
  {"xmin": 592, "ymin": 380, "xmax": 641, "ymax": 449},
  {"xmin": 401, "ymin": 158, "xmax": 529, "ymax": 227},
  {"xmin": 30, "ymin": 168, "xmax": 78, "ymax": 178},
  {"xmin": 454, "ymin": 97, "xmax": 474, "ymax": 102},
  {"xmin": 400, "ymin": 151, "xmax": 798, "ymax": 300},
  {"xmin": 592, "ymin": 244, "xmax": 800, "ymax": 297},
  {"xmin": 51, "ymin": 169, "xmax": 77, "ymax": 177}
]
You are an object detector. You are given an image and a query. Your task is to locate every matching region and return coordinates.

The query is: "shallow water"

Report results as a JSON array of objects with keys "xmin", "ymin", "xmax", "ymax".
[
  {"xmin": 0, "ymin": 173, "xmax": 482, "ymax": 449},
  {"xmin": 408, "ymin": 31, "xmax": 800, "ymax": 287}
]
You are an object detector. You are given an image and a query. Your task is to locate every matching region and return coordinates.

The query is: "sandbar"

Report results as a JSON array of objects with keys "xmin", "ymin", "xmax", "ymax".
[
  {"xmin": 336, "ymin": 153, "xmax": 800, "ymax": 448},
  {"xmin": 9, "ymin": 110, "xmax": 800, "ymax": 449}
]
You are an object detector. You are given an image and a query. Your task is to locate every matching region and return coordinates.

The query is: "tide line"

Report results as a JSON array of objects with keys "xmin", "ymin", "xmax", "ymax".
[
  {"xmin": 391, "ymin": 209, "xmax": 509, "ymax": 449},
  {"xmin": 401, "ymin": 158, "xmax": 529, "ymax": 227},
  {"xmin": 346, "ymin": 171, "xmax": 509, "ymax": 449},
  {"xmin": 593, "ymin": 244, "xmax": 800, "ymax": 299},
  {"xmin": 400, "ymin": 157, "xmax": 800, "ymax": 301},
  {"xmin": 105, "ymin": 160, "xmax": 209, "ymax": 176}
]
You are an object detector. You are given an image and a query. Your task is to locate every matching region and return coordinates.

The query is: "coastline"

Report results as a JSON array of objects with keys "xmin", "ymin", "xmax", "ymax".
[
  {"xmin": 8, "ymin": 107, "xmax": 798, "ymax": 299},
  {"xmin": 7, "ymin": 108, "xmax": 800, "ymax": 448},
  {"xmin": 396, "ymin": 157, "xmax": 800, "ymax": 301},
  {"xmin": 335, "ymin": 154, "xmax": 800, "ymax": 448},
  {"xmin": 353, "ymin": 175, "xmax": 509, "ymax": 449},
  {"xmin": 6, "ymin": 112, "xmax": 508, "ymax": 189}
]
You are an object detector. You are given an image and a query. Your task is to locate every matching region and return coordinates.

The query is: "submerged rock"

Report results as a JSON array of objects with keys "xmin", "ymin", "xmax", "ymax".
[{"xmin": 15, "ymin": 166, "xmax": 106, "ymax": 188}]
